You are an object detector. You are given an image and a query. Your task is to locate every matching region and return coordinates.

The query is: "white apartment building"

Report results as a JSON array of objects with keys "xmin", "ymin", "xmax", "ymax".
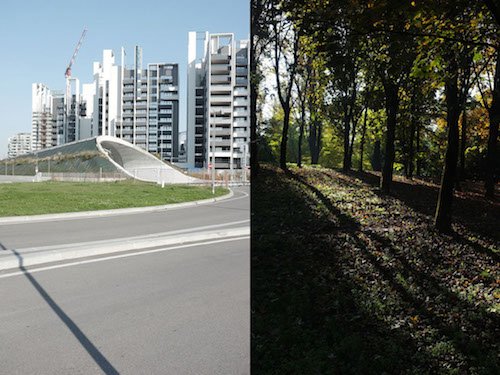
[
  {"xmin": 91, "ymin": 49, "xmax": 122, "ymax": 138},
  {"xmin": 91, "ymin": 47, "xmax": 180, "ymax": 162},
  {"xmin": 186, "ymin": 32, "xmax": 250, "ymax": 170},
  {"xmin": 117, "ymin": 47, "xmax": 180, "ymax": 161},
  {"xmin": 31, "ymin": 82, "xmax": 77, "ymax": 150},
  {"xmin": 30, "ymin": 47, "xmax": 180, "ymax": 163},
  {"xmin": 31, "ymin": 83, "xmax": 57, "ymax": 151},
  {"xmin": 7, "ymin": 133, "xmax": 32, "ymax": 158}
]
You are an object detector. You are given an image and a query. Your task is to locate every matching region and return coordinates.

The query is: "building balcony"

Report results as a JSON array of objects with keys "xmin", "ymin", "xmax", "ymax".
[
  {"xmin": 234, "ymin": 130, "xmax": 248, "ymax": 137},
  {"xmin": 209, "ymin": 117, "xmax": 231, "ymax": 125},
  {"xmin": 211, "ymin": 95, "xmax": 232, "ymax": 105},
  {"xmin": 211, "ymin": 54, "xmax": 230, "ymax": 63},
  {"xmin": 211, "ymin": 65, "xmax": 231, "ymax": 75},
  {"xmin": 233, "ymin": 87, "xmax": 248, "ymax": 96},
  {"xmin": 233, "ymin": 120, "xmax": 248, "ymax": 128},
  {"xmin": 211, "ymin": 76, "xmax": 231, "ymax": 84},
  {"xmin": 210, "ymin": 105, "xmax": 231, "ymax": 114},
  {"xmin": 213, "ymin": 139, "xmax": 231, "ymax": 147},
  {"xmin": 212, "ymin": 128, "xmax": 232, "ymax": 136},
  {"xmin": 234, "ymin": 108, "xmax": 248, "ymax": 116},
  {"xmin": 235, "ymin": 77, "xmax": 248, "ymax": 86},
  {"xmin": 236, "ymin": 57, "xmax": 248, "ymax": 66},
  {"xmin": 234, "ymin": 98, "xmax": 248, "ymax": 106},
  {"xmin": 210, "ymin": 85, "xmax": 232, "ymax": 95},
  {"xmin": 235, "ymin": 67, "xmax": 248, "ymax": 76}
]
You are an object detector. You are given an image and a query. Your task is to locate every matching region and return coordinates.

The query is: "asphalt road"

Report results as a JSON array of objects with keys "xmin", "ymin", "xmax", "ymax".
[
  {"xmin": 0, "ymin": 237, "xmax": 249, "ymax": 374},
  {"xmin": 0, "ymin": 187, "xmax": 249, "ymax": 249},
  {"xmin": 0, "ymin": 186, "xmax": 250, "ymax": 374}
]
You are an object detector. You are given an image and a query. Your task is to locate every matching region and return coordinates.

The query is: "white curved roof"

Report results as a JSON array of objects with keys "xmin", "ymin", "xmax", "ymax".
[{"xmin": 96, "ymin": 136, "xmax": 198, "ymax": 184}]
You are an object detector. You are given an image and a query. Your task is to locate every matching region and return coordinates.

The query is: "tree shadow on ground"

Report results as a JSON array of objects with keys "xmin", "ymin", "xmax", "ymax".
[
  {"xmin": 252, "ymin": 165, "xmax": 499, "ymax": 374},
  {"xmin": 0, "ymin": 241, "xmax": 119, "ymax": 374},
  {"xmin": 339, "ymin": 169, "xmax": 500, "ymax": 243}
]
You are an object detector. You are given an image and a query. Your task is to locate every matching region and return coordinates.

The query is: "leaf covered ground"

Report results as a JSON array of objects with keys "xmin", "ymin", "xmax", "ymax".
[{"xmin": 252, "ymin": 164, "xmax": 499, "ymax": 374}]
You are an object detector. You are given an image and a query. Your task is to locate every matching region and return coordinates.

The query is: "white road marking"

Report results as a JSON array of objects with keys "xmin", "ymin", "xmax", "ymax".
[
  {"xmin": 0, "ymin": 236, "xmax": 249, "ymax": 279},
  {"xmin": 11, "ymin": 219, "xmax": 250, "ymax": 254}
]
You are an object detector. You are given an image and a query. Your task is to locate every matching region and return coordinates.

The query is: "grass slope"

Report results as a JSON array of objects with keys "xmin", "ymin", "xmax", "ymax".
[
  {"xmin": 252, "ymin": 164, "xmax": 499, "ymax": 374},
  {"xmin": 0, "ymin": 181, "xmax": 227, "ymax": 216}
]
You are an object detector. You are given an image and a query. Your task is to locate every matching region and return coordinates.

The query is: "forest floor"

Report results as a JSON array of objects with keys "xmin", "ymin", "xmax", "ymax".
[{"xmin": 252, "ymin": 164, "xmax": 499, "ymax": 374}]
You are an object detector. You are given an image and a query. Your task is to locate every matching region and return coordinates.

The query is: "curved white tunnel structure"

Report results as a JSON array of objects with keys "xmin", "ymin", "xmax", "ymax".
[{"xmin": 96, "ymin": 136, "xmax": 199, "ymax": 184}]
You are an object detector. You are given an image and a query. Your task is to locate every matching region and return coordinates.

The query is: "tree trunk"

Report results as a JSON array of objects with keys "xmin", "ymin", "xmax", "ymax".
[
  {"xmin": 349, "ymin": 114, "xmax": 358, "ymax": 167},
  {"xmin": 459, "ymin": 107, "xmax": 467, "ymax": 181},
  {"xmin": 316, "ymin": 121, "xmax": 322, "ymax": 164},
  {"xmin": 297, "ymin": 101, "xmax": 306, "ymax": 168},
  {"xmin": 416, "ymin": 121, "xmax": 421, "ymax": 176},
  {"xmin": 250, "ymin": 1, "xmax": 260, "ymax": 178},
  {"xmin": 371, "ymin": 140, "xmax": 382, "ymax": 171},
  {"xmin": 359, "ymin": 107, "xmax": 368, "ymax": 171},
  {"xmin": 310, "ymin": 119, "xmax": 322, "ymax": 165},
  {"xmin": 309, "ymin": 117, "xmax": 317, "ymax": 165},
  {"xmin": 408, "ymin": 105, "xmax": 416, "ymax": 179},
  {"xmin": 279, "ymin": 106, "xmax": 291, "ymax": 170},
  {"xmin": 435, "ymin": 61, "xmax": 460, "ymax": 232},
  {"xmin": 342, "ymin": 103, "xmax": 352, "ymax": 171},
  {"xmin": 485, "ymin": 55, "xmax": 500, "ymax": 198},
  {"xmin": 380, "ymin": 83, "xmax": 399, "ymax": 193}
]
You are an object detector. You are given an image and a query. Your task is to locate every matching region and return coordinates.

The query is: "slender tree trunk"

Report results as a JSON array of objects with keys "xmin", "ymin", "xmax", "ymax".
[
  {"xmin": 459, "ymin": 107, "xmax": 467, "ymax": 181},
  {"xmin": 485, "ymin": 55, "xmax": 500, "ymax": 198},
  {"xmin": 381, "ymin": 83, "xmax": 399, "ymax": 193},
  {"xmin": 250, "ymin": 25, "xmax": 259, "ymax": 177},
  {"xmin": 349, "ymin": 114, "xmax": 358, "ymax": 166},
  {"xmin": 435, "ymin": 61, "xmax": 460, "ymax": 232},
  {"xmin": 317, "ymin": 121, "xmax": 322, "ymax": 162},
  {"xmin": 279, "ymin": 106, "xmax": 291, "ymax": 170},
  {"xmin": 342, "ymin": 73, "xmax": 357, "ymax": 172},
  {"xmin": 310, "ymin": 118, "xmax": 322, "ymax": 165},
  {"xmin": 359, "ymin": 108, "xmax": 368, "ymax": 171},
  {"xmin": 250, "ymin": 80, "xmax": 259, "ymax": 175},
  {"xmin": 402, "ymin": 122, "xmax": 409, "ymax": 178},
  {"xmin": 297, "ymin": 101, "xmax": 306, "ymax": 168},
  {"xmin": 342, "ymin": 103, "xmax": 351, "ymax": 171},
  {"xmin": 408, "ymin": 106, "xmax": 416, "ymax": 179},
  {"xmin": 416, "ymin": 121, "xmax": 421, "ymax": 176},
  {"xmin": 309, "ymin": 116, "xmax": 316, "ymax": 163}
]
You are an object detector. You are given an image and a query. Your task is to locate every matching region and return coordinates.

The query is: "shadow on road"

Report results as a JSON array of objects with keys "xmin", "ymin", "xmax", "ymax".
[{"xmin": 0, "ymin": 241, "xmax": 119, "ymax": 375}]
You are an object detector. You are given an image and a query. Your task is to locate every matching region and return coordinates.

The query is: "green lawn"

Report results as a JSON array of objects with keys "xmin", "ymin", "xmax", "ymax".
[{"xmin": 0, "ymin": 180, "xmax": 228, "ymax": 217}]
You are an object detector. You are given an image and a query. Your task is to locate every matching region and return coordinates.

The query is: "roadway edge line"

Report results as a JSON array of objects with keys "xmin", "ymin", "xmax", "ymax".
[
  {"xmin": 0, "ymin": 236, "xmax": 250, "ymax": 279},
  {"xmin": 0, "ymin": 227, "xmax": 250, "ymax": 272}
]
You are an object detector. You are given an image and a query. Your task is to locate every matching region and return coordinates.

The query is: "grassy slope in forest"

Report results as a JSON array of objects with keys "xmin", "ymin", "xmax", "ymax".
[
  {"xmin": 0, "ymin": 181, "xmax": 227, "ymax": 216},
  {"xmin": 252, "ymin": 164, "xmax": 499, "ymax": 374}
]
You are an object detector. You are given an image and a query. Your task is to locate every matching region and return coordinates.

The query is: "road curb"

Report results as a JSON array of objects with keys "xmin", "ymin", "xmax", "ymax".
[
  {"xmin": 0, "ymin": 188, "xmax": 235, "ymax": 225},
  {"xmin": 0, "ymin": 226, "xmax": 249, "ymax": 272}
]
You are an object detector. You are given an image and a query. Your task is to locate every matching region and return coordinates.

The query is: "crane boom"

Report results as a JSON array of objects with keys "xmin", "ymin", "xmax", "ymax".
[{"xmin": 65, "ymin": 28, "xmax": 87, "ymax": 78}]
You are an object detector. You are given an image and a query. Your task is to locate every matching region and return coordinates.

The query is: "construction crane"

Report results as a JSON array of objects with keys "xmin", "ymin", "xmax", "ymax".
[
  {"xmin": 65, "ymin": 28, "xmax": 87, "ymax": 113},
  {"xmin": 65, "ymin": 28, "xmax": 87, "ymax": 80}
]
